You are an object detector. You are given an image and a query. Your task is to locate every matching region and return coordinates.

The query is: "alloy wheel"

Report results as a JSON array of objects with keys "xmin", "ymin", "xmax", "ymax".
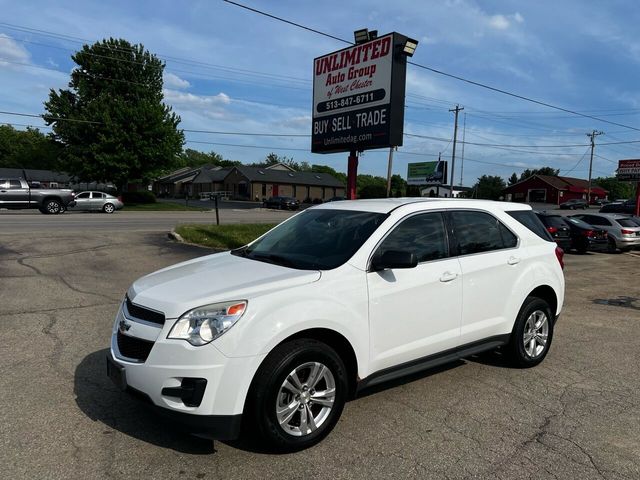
[
  {"xmin": 276, "ymin": 361, "xmax": 336, "ymax": 437},
  {"xmin": 523, "ymin": 310, "xmax": 549, "ymax": 358}
]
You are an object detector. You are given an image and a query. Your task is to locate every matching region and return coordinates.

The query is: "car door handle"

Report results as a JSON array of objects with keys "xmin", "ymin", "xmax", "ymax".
[
  {"xmin": 508, "ymin": 256, "xmax": 521, "ymax": 265},
  {"xmin": 439, "ymin": 271, "xmax": 458, "ymax": 283}
]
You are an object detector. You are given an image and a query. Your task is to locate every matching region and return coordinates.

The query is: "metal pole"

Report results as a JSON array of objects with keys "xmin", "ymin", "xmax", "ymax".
[
  {"xmin": 386, "ymin": 147, "xmax": 395, "ymax": 197},
  {"xmin": 586, "ymin": 130, "xmax": 604, "ymax": 205},
  {"xmin": 449, "ymin": 105, "xmax": 464, "ymax": 197},
  {"xmin": 347, "ymin": 150, "xmax": 358, "ymax": 200},
  {"xmin": 214, "ymin": 195, "xmax": 220, "ymax": 225},
  {"xmin": 459, "ymin": 113, "xmax": 466, "ymax": 186}
]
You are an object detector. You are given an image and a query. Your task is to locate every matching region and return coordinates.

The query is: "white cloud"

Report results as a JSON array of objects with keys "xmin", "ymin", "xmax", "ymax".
[
  {"xmin": 163, "ymin": 72, "xmax": 190, "ymax": 89},
  {"xmin": 488, "ymin": 14, "xmax": 510, "ymax": 30},
  {"xmin": 514, "ymin": 12, "xmax": 524, "ymax": 24},
  {"xmin": 0, "ymin": 34, "xmax": 31, "ymax": 66}
]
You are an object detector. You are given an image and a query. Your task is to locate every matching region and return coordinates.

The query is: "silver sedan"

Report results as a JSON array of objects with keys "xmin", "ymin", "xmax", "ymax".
[{"xmin": 68, "ymin": 191, "xmax": 124, "ymax": 213}]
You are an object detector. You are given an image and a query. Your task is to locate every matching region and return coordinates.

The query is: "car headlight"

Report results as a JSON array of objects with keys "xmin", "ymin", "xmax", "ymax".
[{"xmin": 168, "ymin": 301, "xmax": 247, "ymax": 346}]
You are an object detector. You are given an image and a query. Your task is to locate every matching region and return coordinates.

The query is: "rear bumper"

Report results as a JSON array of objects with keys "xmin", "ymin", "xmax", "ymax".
[{"xmin": 586, "ymin": 239, "xmax": 609, "ymax": 252}]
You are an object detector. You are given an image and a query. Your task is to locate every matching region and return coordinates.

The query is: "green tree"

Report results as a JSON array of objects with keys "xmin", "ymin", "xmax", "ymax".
[
  {"xmin": 390, "ymin": 174, "xmax": 407, "ymax": 197},
  {"xmin": 310, "ymin": 164, "xmax": 347, "ymax": 184},
  {"xmin": 44, "ymin": 38, "xmax": 184, "ymax": 189},
  {"xmin": 593, "ymin": 176, "xmax": 635, "ymax": 200},
  {"xmin": 519, "ymin": 167, "xmax": 559, "ymax": 182},
  {"xmin": 176, "ymin": 149, "xmax": 241, "ymax": 169},
  {"xmin": 473, "ymin": 175, "xmax": 507, "ymax": 200},
  {"xmin": 508, "ymin": 172, "xmax": 519, "ymax": 186},
  {"xmin": 0, "ymin": 125, "xmax": 62, "ymax": 170}
]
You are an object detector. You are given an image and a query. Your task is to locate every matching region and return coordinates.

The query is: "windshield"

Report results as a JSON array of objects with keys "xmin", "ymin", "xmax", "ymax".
[
  {"xmin": 616, "ymin": 218, "xmax": 638, "ymax": 228},
  {"xmin": 232, "ymin": 209, "xmax": 387, "ymax": 270}
]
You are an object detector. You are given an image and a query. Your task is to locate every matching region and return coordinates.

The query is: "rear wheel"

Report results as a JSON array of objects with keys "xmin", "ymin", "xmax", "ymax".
[
  {"xmin": 103, "ymin": 203, "xmax": 115, "ymax": 213},
  {"xmin": 43, "ymin": 199, "xmax": 62, "ymax": 214},
  {"xmin": 505, "ymin": 297, "xmax": 554, "ymax": 368},
  {"xmin": 245, "ymin": 339, "xmax": 348, "ymax": 452}
]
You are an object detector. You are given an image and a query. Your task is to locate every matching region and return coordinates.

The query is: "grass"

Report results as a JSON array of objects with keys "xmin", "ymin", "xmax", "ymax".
[
  {"xmin": 123, "ymin": 202, "xmax": 210, "ymax": 211},
  {"xmin": 175, "ymin": 223, "xmax": 276, "ymax": 249}
]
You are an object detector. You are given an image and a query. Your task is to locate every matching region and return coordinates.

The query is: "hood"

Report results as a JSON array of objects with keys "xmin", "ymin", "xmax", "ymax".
[{"xmin": 128, "ymin": 251, "xmax": 321, "ymax": 318}]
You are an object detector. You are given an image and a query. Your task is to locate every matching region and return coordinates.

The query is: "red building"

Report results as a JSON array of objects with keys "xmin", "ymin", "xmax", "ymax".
[{"xmin": 503, "ymin": 175, "xmax": 608, "ymax": 205}]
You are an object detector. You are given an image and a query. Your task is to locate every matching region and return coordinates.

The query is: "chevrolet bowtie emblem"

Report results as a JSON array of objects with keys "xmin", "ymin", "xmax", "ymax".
[{"xmin": 119, "ymin": 319, "xmax": 131, "ymax": 332}]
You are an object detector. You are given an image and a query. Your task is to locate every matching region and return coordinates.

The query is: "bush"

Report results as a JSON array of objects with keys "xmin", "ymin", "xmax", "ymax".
[{"xmin": 121, "ymin": 191, "xmax": 156, "ymax": 204}]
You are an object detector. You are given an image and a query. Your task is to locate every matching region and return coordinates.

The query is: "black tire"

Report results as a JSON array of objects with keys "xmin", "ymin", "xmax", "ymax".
[
  {"xmin": 577, "ymin": 238, "xmax": 588, "ymax": 254},
  {"xmin": 607, "ymin": 237, "xmax": 618, "ymax": 253},
  {"xmin": 103, "ymin": 203, "xmax": 115, "ymax": 214},
  {"xmin": 245, "ymin": 339, "xmax": 348, "ymax": 452},
  {"xmin": 504, "ymin": 296, "xmax": 554, "ymax": 368},
  {"xmin": 43, "ymin": 199, "xmax": 62, "ymax": 214}
]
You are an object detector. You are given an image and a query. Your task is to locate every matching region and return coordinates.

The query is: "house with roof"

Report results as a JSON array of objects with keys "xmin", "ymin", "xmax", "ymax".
[
  {"xmin": 153, "ymin": 162, "xmax": 345, "ymax": 202},
  {"xmin": 503, "ymin": 174, "xmax": 608, "ymax": 204}
]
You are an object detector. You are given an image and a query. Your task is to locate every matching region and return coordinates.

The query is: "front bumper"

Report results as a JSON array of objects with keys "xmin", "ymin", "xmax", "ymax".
[{"xmin": 107, "ymin": 301, "xmax": 265, "ymax": 439}]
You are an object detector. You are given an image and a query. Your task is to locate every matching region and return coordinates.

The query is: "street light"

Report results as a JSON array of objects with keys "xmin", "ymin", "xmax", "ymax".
[
  {"xmin": 401, "ymin": 37, "xmax": 419, "ymax": 57},
  {"xmin": 354, "ymin": 28, "xmax": 369, "ymax": 44}
]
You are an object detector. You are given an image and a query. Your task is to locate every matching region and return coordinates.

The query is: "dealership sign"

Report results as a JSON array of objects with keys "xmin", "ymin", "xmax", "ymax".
[
  {"xmin": 312, "ymin": 33, "xmax": 410, "ymax": 154},
  {"xmin": 407, "ymin": 161, "xmax": 448, "ymax": 186},
  {"xmin": 616, "ymin": 159, "xmax": 640, "ymax": 181}
]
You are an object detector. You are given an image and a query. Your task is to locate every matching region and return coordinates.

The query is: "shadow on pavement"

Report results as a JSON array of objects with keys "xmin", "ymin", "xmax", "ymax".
[{"xmin": 74, "ymin": 349, "xmax": 215, "ymax": 454}]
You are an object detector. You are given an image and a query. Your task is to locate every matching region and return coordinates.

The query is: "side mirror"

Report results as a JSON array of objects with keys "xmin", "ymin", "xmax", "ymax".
[{"xmin": 371, "ymin": 250, "xmax": 418, "ymax": 271}]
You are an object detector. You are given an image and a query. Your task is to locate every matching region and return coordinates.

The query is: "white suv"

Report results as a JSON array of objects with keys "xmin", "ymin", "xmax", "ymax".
[{"xmin": 107, "ymin": 199, "xmax": 564, "ymax": 451}]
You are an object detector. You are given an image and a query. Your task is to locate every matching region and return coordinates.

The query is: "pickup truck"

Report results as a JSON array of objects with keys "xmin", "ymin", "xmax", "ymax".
[{"xmin": 0, "ymin": 178, "xmax": 76, "ymax": 214}]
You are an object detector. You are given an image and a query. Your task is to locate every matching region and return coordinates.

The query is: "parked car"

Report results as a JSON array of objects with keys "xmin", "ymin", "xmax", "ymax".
[
  {"xmin": 326, "ymin": 196, "xmax": 346, "ymax": 202},
  {"xmin": 559, "ymin": 198, "xmax": 588, "ymax": 210},
  {"xmin": 107, "ymin": 199, "xmax": 564, "ymax": 451},
  {"xmin": 0, "ymin": 177, "xmax": 76, "ymax": 214},
  {"xmin": 263, "ymin": 196, "xmax": 300, "ymax": 210},
  {"xmin": 561, "ymin": 216, "xmax": 609, "ymax": 253},
  {"xmin": 599, "ymin": 199, "xmax": 636, "ymax": 214},
  {"xmin": 572, "ymin": 213, "xmax": 640, "ymax": 252},
  {"xmin": 534, "ymin": 212, "xmax": 572, "ymax": 251},
  {"xmin": 69, "ymin": 191, "xmax": 123, "ymax": 213}
]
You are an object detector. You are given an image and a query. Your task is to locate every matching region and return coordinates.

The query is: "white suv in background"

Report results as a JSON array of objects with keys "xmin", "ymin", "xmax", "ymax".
[{"xmin": 107, "ymin": 199, "xmax": 564, "ymax": 451}]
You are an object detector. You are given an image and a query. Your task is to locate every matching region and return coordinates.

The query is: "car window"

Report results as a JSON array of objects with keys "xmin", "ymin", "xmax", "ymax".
[
  {"xmin": 542, "ymin": 215, "xmax": 568, "ymax": 228},
  {"xmin": 77, "ymin": 192, "xmax": 91, "ymax": 199},
  {"xmin": 0, "ymin": 179, "xmax": 7, "ymax": 189},
  {"xmin": 375, "ymin": 213, "xmax": 448, "ymax": 263},
  {"xmin": 235, "ymin": 209, "xmax": 387, "ymax": 270},
  {"xmin": 451, "ymin": 210, "xmax": 517, "ymax": 255},
  {"xmin": 8, "ymin": 180, "xmax": 23, "ymax": 189},
  {"xmin": 565, "ymin": 217, "xmax": 593, "ymax": 229},
  {"xmin": 507, "ymin": 210, "xmax": 553, "ymax": 241},
  {"xmin": 91, "ymin": 192, "xmax": 105, "ymax": 199},
  {"xmin": 616, "ymin": 218, "xmax": 637, "ymax": 228},
  {"xmin": 584, "ymin": 216, "xmax": 610, "ymax": 226}
]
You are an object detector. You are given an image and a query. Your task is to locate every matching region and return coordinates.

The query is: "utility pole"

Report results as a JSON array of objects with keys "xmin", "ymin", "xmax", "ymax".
[
  {"xmin": 459, "ymin": 112, "xmax": 466, "ymax": 186},
  {"xmin": 586, "ymin": 130, "xmax": 604, "ymax": 204},
  {"xmin": 385, "ymin": 147, "xmax": 395, "ymax": 198},
  {"xmin": 449, "ymin": 104, "xmax": 464, "ymax": 197}
]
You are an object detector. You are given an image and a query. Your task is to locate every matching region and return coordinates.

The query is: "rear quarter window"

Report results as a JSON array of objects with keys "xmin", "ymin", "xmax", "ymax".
[
  {"xmin": 507, "ymin": 210, "xmax": 553, "ymax": 241},
  {"xmin": 616, "ymin": 218, "xmax": 637, "ymax": 228}
]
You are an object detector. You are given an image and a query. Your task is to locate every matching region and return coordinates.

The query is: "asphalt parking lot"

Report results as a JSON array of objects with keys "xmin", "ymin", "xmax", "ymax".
[{"xmin": 1, "ymin": 212, "xmax": 639, "ymax": 479}]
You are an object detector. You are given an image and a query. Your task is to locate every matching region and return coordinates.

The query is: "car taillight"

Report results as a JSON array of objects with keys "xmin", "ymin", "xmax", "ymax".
[
  {"xmin": 555, "ymin": 246, "xmax": 564, "ymax": 270},
  {"xmin": 547, "ymin": 226, "xmax": 558, "ymax": 234},
  {"xmin": 621, "ymin": 229, "xmax": 634, "ymax": 235},
  {"xmin": 581, "ymin": 229, "xmax": 594, "ymax": 237}
]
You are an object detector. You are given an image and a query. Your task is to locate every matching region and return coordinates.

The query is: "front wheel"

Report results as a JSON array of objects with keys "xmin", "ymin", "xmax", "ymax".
[
  {"xmin": 505, "ymin": 297, "xmax": 554, "ymax": 368},
  {"xmin": 245, "ymin": 339, "xmax": 348, "ymax": 452},
  {"xmin": 103, "ymin": 203, "xmax": 115, "ymax": 214}
]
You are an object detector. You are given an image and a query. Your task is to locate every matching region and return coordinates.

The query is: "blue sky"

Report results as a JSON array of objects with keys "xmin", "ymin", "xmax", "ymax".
[{"xmin": 1, "ymin": 0, "xmax": 639, "ymax": 185}]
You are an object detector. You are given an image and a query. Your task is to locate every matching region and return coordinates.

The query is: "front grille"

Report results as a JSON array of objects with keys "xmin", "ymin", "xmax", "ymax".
[
  {"xmin": 125, "ymin": 296, "xmax": 165, "ymax": 325},
  {"xmin": 117, "ymin": 331, "xmax": 154, "ymax": 361}
]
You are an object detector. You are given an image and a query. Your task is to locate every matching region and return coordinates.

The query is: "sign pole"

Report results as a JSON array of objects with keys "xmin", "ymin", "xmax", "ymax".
[
  {"xmin": 386, "ymin": 147, "xmax": 395, "ymax": 197},
  {"xmin": 347, "ymin": 150, "xmax": 358, "ymax": 200}
]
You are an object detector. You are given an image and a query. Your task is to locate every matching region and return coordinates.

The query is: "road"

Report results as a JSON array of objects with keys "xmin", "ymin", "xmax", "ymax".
[
  {"xmin": 1, "ymin": 216, "xmax": 639, "ymax": 479},
  {"xmin": 0, "ymin": 209, "xmax": 295, "ymax": 233}
]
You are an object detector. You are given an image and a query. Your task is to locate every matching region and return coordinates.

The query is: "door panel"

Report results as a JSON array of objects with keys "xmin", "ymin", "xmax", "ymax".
[
  {"xmin": 367, "ymin": 212, "xmax": 462, "ymax": 373},
  {"xmin": 73, "ymin": 192, "xmax": 92, "ymax": 210}
]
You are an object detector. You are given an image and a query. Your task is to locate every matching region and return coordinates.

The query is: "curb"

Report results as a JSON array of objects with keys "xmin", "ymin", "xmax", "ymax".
[{"xmin": 168, "ymin": 229, "xmax": 185, "ymax": 242}]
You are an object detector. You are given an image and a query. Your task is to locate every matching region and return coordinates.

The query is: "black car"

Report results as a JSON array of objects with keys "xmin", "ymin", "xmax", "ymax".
[
  {"xmin": 559, "ymin": 198, "xmax": 588, "ymax": 210},
  {"xmin": 263, "ymin": 196, "xmax": 300, "ymax": 210},
  {"xmin": 534, "ymin": 212, "xmax": 572, "ymax": 251},
  {"xmin": 599, "ymin": 199, "xmax": 636, "ymax": 214},
  {"xmin": 562, "ymin": 216, "xmax": 609, "ymax": 253}
]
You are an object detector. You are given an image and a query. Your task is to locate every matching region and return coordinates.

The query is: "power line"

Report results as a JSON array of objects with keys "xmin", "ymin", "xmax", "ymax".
[{"xmin": 223, "ymin": 1, "xmax": 640, "ymax": 133}]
